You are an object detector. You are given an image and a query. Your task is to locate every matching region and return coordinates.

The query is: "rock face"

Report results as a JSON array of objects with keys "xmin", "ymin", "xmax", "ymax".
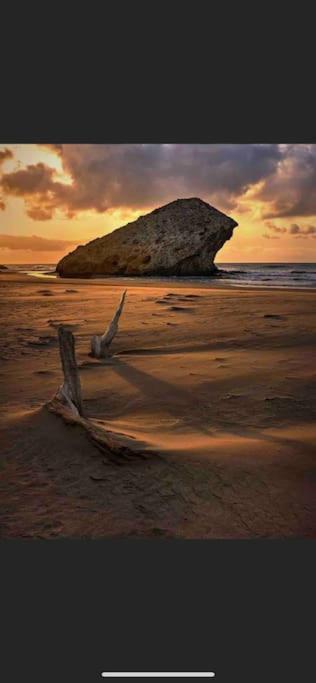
[{"xmin": 56, "ymin": 198, "xmax": 238, "ymax": 278}]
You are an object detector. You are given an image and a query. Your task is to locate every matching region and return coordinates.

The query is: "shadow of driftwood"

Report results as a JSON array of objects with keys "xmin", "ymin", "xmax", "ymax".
[{"xmin": 110, "ymin": 357, "xmax": 214, "ymax": 437}]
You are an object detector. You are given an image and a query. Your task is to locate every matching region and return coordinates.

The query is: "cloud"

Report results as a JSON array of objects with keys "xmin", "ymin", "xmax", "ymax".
[
  {"xmin": 0, "ymin": 149, "xmax": 14, "ymax": 213},
  {"xmin": 0, "ymin": 162, "xmax": 72, "ymax": 219},
  {"xmin": 265, "ymin": 221, "xmax": 287, "ymax": 233},
  {"xmin": 257, "ymin": 144, "xmax": 316, "ymax": 218},
  {"xmin": 262, "ymin": 233, "xmax": 279, "ymax": 239},
  {"xmin": 0, "ymin": 234, "xmax": 79, "ymax": 252},
  {"xmin": 264, "ymin": 221, "xmax": 316, "ymax": 237},
  {"xmin": 1, "ymin": 143, "xmax": 316, "ymax": 223},
  {"xmin": 0, "ymin": 148, "xmax": 13, "ymax": 166},
  {"xmin": 39, "ymin": 144, "xmax": 63, "ymax": 155},
  {"xmin": 289, "ymin": 223, "xmax": 316, "ymax": 235},
  {"xmin": 1, "ymin": 163, "xmax": 55, "ymax": 195},
  {"xmin": 0, "ymin": 144, "xmax": 282, "ymax": 220},
  {"xmin": 26, "ymin": 206, "xmax": 57, "ymax": 221}
]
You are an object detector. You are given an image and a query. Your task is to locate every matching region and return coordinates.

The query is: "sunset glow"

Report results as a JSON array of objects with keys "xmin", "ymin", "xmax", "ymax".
[{"xmin": 1, "ymin": 143, "xmax": 316, "ymax": 263}]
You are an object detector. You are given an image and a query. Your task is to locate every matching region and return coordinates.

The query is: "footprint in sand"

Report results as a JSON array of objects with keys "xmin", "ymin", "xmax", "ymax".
[
  {"xmin": 175, "ymin": 295, "xmax": 199, "ymax": 302},
  {"xmin": 168, "ymin": 305, "xmax": 194, "ymax": 312},
  {"xmin": 27, "ymin": 336, "xmax": 56, "ymax": 347},
  {"xmin": 159, "ymin": 293, "xmax": 201, "ymax": 305},
  {"xmin": 183, "ymin": 294, "xmax": 202, "ymax": 299}
]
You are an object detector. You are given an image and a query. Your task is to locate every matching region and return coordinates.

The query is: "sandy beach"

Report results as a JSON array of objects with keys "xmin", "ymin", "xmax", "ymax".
[{"xmin": 0, "ymin": 271, "xmax": 315, "ymax": 538}]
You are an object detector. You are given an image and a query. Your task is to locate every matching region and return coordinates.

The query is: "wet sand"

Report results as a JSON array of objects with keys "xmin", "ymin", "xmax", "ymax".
[{"xmin": 1, "ymin": 272, "xmax": 315, "ymax": 538}]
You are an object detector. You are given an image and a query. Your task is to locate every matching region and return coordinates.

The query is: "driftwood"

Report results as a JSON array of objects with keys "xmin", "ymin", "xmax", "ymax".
[
  {"xmin": 47, "ymin": 322, "xmax": 151, "ymax": 462},
  {"xmin": 91, "ymin": 290, "xmax": 127, "ymax": 358},
  {"xmin": 54, "ymin": 325, "xmax": 83, "ymax": 416}
]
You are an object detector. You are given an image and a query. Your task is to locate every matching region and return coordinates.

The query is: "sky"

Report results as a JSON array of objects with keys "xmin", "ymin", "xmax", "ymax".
[{"xmin": 0, "ymin": 143, "xmax": 316, "ymax": 264}]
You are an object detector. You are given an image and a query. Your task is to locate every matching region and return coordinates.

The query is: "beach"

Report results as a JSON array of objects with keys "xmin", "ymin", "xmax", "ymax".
[{"xmin": 0, "ymin": 271, "xmax": 315, "ymax": 538}]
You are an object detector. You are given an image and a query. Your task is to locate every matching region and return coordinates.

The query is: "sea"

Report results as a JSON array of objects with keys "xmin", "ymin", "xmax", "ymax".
[{"xmin": 8, "ymin": 263, "xmax": 316, "ymax": 289}]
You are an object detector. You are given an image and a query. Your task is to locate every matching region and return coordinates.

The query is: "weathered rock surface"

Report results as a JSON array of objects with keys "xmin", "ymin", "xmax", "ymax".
[{"xmin": 56, "ymin": 198, "xmax": 238, "ymax": 278}]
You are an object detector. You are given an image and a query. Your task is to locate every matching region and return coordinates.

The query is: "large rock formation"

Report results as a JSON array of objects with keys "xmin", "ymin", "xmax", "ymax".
[{"xmin": 56, "ymin": 198, "xmax": 238, "ymax": 278}]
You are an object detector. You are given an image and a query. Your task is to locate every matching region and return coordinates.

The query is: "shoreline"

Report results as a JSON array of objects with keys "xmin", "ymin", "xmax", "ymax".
[{"xmin": 1, "ymin": 270, "xmax": 316, "ymax": 294}]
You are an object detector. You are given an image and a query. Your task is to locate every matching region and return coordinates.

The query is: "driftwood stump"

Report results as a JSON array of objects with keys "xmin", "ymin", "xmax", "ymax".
[
  {"xmin": 55, "ymin": 325, "xmax": 83, "ymax": 416},
  {"xmin": 47, "ymin": 319, "xmax": 152, "ymax": 462},
  {"xmin": 91, "ymin": 290, "xmax": 127, "ymax": 358}
]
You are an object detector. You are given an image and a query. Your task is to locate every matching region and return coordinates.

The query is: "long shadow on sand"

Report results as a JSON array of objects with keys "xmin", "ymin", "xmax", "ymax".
[
  {"xmin": 109, "ymin": 357, "xmax": 214, "ymax": 437},
  {"xmin": 107, "ymin": 359, "xmax": 316, "ymax": 461},
  {"xmin": 116, "ymin": 330, "xmax": 315, "ymax": 357}
]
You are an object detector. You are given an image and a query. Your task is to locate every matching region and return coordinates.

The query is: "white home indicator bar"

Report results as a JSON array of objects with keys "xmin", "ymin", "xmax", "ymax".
[{"xmin": 101, "ymin": 674, "xmax": 215, "ymax": 678}]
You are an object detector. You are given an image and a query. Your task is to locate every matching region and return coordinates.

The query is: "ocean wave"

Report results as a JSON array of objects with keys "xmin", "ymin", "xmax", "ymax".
[
  {"xmin": 216, "ymin": 269, "xmax": 247, "ymax": 277},
  {"xmin": 8, "ymin": 263, "xmax": 316, "ymax": 289},
  {"xmin": 290, "ymin": 270, "xmax": 307, "ymax": 274},
  {"xmin": 264, "ymin": 264, "xmax": 283, "ymax": 269}
]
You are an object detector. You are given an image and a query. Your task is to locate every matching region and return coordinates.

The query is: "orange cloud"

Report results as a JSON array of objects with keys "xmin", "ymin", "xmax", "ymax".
[
  {"xmin": 0, "ymin": 234, "xmax": 79, "ymax": 252},
  {"xmin": 0, "ymin": 148, "xmax": 13, "ymax": 166},
  {"xmin": 0, "ymin": 162, "xmax": 74, "ymax": 220},
  {"xmin": 265, "ymin": 221, "xmax": 316, "ymax": 237},
  {"xmin": 1, "ymin": 163, "xmax": 55, "ymax": 194}
]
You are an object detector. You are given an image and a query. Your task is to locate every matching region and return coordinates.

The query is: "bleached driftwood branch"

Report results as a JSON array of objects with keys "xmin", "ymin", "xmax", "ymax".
[
  {"xmin": 91, "ymin": 290, "xmax": 127, "ymax": 358},
  {"xmin": 47, "ymin": 318, "xmax": 151, "ymax": 462},
  {"xmin": 54, "ymin": 325, "xmax": 83, "ymax": 416}
]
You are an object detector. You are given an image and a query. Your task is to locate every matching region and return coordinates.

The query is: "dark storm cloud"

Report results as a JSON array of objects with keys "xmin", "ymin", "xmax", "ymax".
[
  {"xmin": 58, "ymin": 143, "xmax": 283, "ymax": 212},
  {"xmin": 0, "ymin": 144, "xmax": 282, "ymax": 220},
  {"xmin": 1, "ymin": 144, "xmax": 316, "ymax": 221}
]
